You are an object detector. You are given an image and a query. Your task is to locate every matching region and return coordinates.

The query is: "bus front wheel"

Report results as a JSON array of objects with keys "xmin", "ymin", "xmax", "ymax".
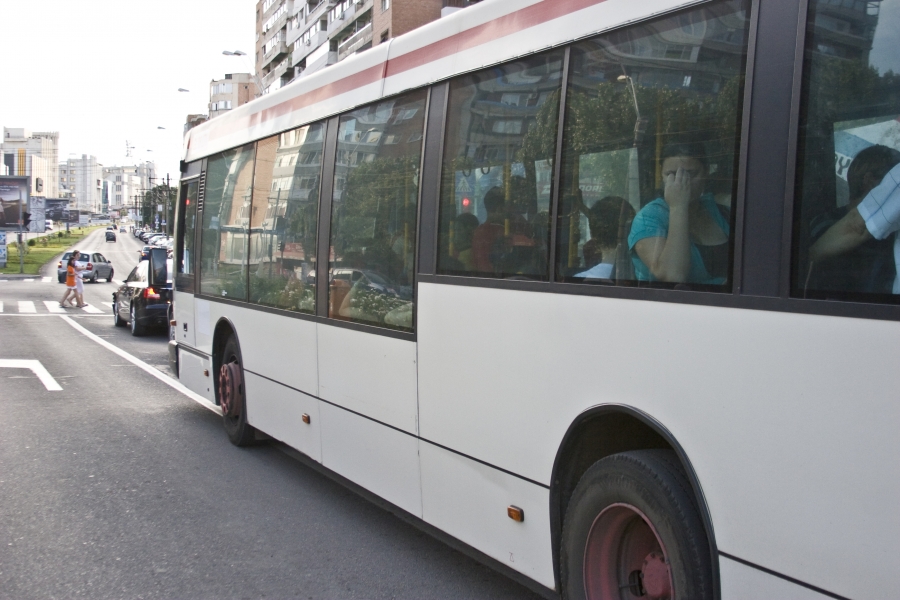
[
  {"xmin": 218, "ymin": 336, "xmax": 256, "ymax": 446},
  {"xmin": 560, "ymin": 450, "xmax": 713, "ymax": 600}
]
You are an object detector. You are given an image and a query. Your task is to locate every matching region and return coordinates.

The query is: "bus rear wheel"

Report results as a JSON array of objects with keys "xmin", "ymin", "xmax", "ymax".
[
  {"xmin": 218, "ymin": 336, "xmax": 256, "ymax": 446},
  {"xmin": 560, "ymin": 450, "xmax": 713, "ymax": 600}
]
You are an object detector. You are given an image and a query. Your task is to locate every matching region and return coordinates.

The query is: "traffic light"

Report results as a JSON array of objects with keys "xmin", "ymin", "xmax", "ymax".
[{"xmin": 22, "ymin": 212, "xmax": 32, "ymax": 230}]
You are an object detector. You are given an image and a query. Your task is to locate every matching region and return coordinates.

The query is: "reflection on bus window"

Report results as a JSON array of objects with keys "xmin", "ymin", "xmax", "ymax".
[
  {"xmin": 436, "ymin": 51, "xmax": 565, "ymax": 280},
  {"xmin": 555, "ymin": 0, "xmax": 749, "ymax": 289},
  {"xmin": 248, "ymin": 123, "xmax": 324, "ymax": 313},
  {"xmin": 178, "ymin": 179, "xmax": 198, "ymax": 275},
  {"xmin": 793, "ymin": 0, "xmax": 900, "ymax": 302},
  {"xmin": 327, "ymin": 90, "xmax": 427, "ymax": 331},
  {"xmin": 199, "ymin": 144, "xmax": 256, "ymax": 299}
]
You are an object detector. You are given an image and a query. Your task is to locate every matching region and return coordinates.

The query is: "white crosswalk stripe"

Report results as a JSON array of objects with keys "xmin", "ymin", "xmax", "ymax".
[
  {"xmin": 43, "ymin": 301, "xmax": 67, "ymax": 314},
  {"xmin": 42, "ymin": 277, "xmax": 52, "ymax": 283},
  {"xmin": 23, "ymin": 279, "xmax": 34, "ymax": 283},
  {"xmin": 0, "ymin": 301, "xmax": 3, "ymax": 312},
  {"xmin": 18, "ymin": 301, "xmax": 36, "ymax": 313},
  {"xmin": 80, "ymin": 304, "xmax": 103, "ymax": 314},
  {"xmin": 101, "ymin": 302, "xmax": 113, "ymax": 308}
]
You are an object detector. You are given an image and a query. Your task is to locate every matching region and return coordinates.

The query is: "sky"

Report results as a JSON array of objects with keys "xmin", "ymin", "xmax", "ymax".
[{"xmin": 0, "ymin": 0, "xmax": 257, "ymax": 181}]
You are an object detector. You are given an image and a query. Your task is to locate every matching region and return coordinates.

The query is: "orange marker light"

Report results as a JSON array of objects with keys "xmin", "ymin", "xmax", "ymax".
[
  {"xmin": 301, "ymin": 413, "xmax": 311, "ymax": 424},
  {"xmin": 507, "ymin": 505, "xmax": 524, "ymax": 522}
]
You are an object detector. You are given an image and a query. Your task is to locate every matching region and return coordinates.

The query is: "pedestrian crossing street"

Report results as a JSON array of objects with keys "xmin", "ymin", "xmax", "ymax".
[{"xmin": 0, "ymin": 300, "xmax": 110, "ymax": 314}]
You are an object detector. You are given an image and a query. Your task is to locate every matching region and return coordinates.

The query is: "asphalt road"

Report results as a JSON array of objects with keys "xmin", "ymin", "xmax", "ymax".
[{"xmin": 0, "ymin": 229, "xmax": 544, "ymax": 599}]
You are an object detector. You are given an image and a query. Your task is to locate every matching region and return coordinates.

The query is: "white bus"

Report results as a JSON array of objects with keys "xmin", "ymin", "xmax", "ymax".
[{"xmin": 167, "ymin": 0, "xmax": 899, "ymax": 597}]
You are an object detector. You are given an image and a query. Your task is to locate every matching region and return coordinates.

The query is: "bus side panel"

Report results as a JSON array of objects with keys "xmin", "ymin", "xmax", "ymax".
[
  {"xmin": 316, "ymin": 324, "xmax": 418, "ymax": 434},
  {"xmin": 244, "ymin": 372, "xmax": 321, "ymax": 463},
  {"xmin": 719, "ymin": 557, "xmax": 836, "ymax": 600},
  {"xmin": 319, "ymin": 402, "xmax": 422, "ymax": 518},
  {"xmin": 173, "ymin": 291, "xmax": 195, "ymax": 348},
  {"xmin": 178, "ymin": 350, "xmax": 215, "ymax": 403},
  {"xmin": 417, "ymin": 282, "xmax": 900, "ymax": 598},
  {"xmin": 238, "ymin": 310, "xmax": 318, "ymax": 396},
  {"xmin": 419, "ymin": 442, "xmax": 555, "ymax": 589}
]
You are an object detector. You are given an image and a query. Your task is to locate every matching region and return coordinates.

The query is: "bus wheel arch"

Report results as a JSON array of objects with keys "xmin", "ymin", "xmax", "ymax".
[
  {"xmin": 212, "ymin": 318, "xmax": 256, "ymax": 446},
  {"xmin": 549, "ymin": 406, "xmax": 719, "ymax": 599}
]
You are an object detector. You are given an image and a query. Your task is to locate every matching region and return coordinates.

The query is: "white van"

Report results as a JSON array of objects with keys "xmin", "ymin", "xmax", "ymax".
[{"xmin": 45, "ymin": 219, "xmax": 53, "ymax": 231}]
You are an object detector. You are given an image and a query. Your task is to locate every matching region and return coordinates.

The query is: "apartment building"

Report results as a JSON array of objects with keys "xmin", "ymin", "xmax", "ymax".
[
  {"xmin": 103, "ymin": 162, "xmax": 156, "ymax": 217},
  {"xmin": 209, "ymin": 73, "xmax": 261, "ymax": 119},
  {"xmin": 58, "ymin": 155, "xmax": 103, "ymax": 213},
  {"xmin": 1, "ymin": 128, "xmax": 60, "ymax": 198},
  {"xmin": 256, "ymin": 0, "xmax": 483, "ymax": 95}
]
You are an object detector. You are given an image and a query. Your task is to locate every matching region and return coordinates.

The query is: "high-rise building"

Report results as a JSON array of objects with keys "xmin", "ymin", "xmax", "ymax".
[
  {"xmin": 59, "ymin": 155, "xmax": 103, "ymax": 213},
  {"xmin": 1, "ymin": 127, "xmax": 60, "ymax": 198},
  {"xmin": 103, "ymin": 162, "xmax": 156, "ymax": 218},
  {"xmin": 209, "ymin": 73, "xmax": 262, "ymax": 119},
  {"xmin": 257, "ymin": 0, "xmax": 483, "ymax": 95}
]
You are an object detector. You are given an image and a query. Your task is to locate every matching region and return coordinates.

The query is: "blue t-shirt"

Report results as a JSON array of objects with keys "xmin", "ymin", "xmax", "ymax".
[{"xmin": 627, "ymin": 193, "xmax": 730, "ymax": 284}]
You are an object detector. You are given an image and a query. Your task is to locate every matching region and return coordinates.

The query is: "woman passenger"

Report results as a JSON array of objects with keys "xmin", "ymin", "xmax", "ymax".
[{"xmin": 628, "ymin": 142, "xmax": 730, "ymax": 285}]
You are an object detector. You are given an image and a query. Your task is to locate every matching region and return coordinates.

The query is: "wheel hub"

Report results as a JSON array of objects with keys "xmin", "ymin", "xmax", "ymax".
[
  {"xmin": 583, "ymin": 503, "xmax": 674, "ymax": 600},
  {"xmin": 218, "ymin": 361, "xmax": 243, "ymax": 417}
]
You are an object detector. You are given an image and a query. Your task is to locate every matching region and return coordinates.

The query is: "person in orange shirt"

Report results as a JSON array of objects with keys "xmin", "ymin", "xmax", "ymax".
[{"xmin": 59, "ymin": 253, "xmax": 78, "ymax": 307}]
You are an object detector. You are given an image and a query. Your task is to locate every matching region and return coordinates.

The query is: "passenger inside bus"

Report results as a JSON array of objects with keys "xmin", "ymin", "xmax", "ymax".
[
  {"xmin": 471, "ymin": 186, "xmax": 508, "ymax": 273},
  {"xmin": 806, "ymin": 144, "xmax": 900, "ymax": 294},
  {"xmin": 809, "ymin": 157, "xmax": 900, "ymax": 295},
  {"xmin": 575, "ymin": 196, "xmax": 635, "ymax": 280},
  {"xmin": 452, "ymin": 213, "xmax": 479, "ymax": 271},
  {"xmin": 628, "ymin": 142, "xmax": 731, "ymax": 285}
]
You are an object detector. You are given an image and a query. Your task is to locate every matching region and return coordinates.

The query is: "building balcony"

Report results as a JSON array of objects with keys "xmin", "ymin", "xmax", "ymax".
[
  {"xmin": 292, "ymin": 30, "xmax": 328, "ymax": 65},
  {"xmin": 337, "ymin": 22, "xmax": 373, "ymax": 61},
  {"xmin": 261, "ymin": 39, "xmax": 289, "ymax": 68}
]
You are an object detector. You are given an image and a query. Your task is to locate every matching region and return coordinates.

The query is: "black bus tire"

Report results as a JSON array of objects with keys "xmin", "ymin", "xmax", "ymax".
[
  {"xmin": 219, "ymin": 336, "xmax": 256, "ymax": 447},
  {"xmin": 560, "ymin": 449, "xmax": 713, "ymax": 600}
]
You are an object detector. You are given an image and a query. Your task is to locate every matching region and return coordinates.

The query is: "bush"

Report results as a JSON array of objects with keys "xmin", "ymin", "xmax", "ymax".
[
  {"xmin": 57, "ymin": 231, "xmax": 64, "ymax": 238},
  {"xmin": 27, "ymin": 239, "xmax": 36, "ymax": 247}
]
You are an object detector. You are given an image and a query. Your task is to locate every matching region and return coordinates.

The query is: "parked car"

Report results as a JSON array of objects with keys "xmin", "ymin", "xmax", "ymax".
[
  {"xmin": 56, "ymin": 251, "xmax": 114, "ymax": 283},
  {"xmin": 105, "ymin": 230, "xmax": 117, "ymax": 242},
  {"xmin": 113, "ymin": 250, "xmax": 172, "ymax": 336}
]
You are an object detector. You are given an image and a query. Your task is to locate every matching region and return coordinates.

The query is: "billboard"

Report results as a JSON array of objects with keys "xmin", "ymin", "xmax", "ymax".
[
  {"xmin": 0, "ymin": 176, "xmax": 29, "ymax": 230},
  {"xmin": 45, "ymin": 199, "xmax": 78, "ymax": 223}
]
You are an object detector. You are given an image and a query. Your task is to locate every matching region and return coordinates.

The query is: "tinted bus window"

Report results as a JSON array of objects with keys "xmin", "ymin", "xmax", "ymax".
[
  {"xmin": 437, "ymin": 51, "xmax": 565, "ymax": 280},
  {"xmin": 327, "ymin": 89, "xmax": 427, "ymax": 331},
  {"xmin": 248, "ymin": 122, "xmax": 324, "ymax": 313},
  {"xmin": 556, "ymin": 0, "xmax": 749, "ymax": 290},
  {"xmin": 199, "ymin": 144, "xmax": 256, "ymax": 299},
  {"xmin": 177, "ymin": 179, "xmax": 198, "ymax": 275},
  {"xmin": 792, "ymin": 0, "xmax": 900, "ymax": 303}
]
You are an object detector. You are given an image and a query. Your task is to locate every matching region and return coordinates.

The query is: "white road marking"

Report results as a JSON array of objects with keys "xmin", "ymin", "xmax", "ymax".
[
  {"xmin": 0, "ymin": 301, "xmax": 3, "ymax": 312},
  {"xmin": 42, "ymin": 277, "xmax": 52, "ymax": 283},
  {"xmin": 80, "ymin": 304, "xmax": 103, "ymax": 314},
  {"xmin": 43, "ymin": 301, "xmax": 67, "ymax": 314},
  {"xmin": 0, "ymin": 359, "xmax": 63, "ymax": 391},
  {"xmin": 101, "ymin": 302, "xmax": 113, "ymax": 308},
  {"xmin": 61, "ymin": 316, "xmax": 221, "ymax": 415},
  {"xmin": 23, "ymin": 279, "xmax": 34, "ymax": 282},
  {"xmin": 18, "ymin": 301, "xmax": 36, "ymax": 313}
]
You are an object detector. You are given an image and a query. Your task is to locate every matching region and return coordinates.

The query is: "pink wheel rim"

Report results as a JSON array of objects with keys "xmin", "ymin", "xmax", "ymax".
[
  {"xmin": 583, "ymin": 503, "xmax": 673, "ymax": 600},
  {"xmin": 218, "ymin": 361, "xmax": 242, "ymax": 418}
]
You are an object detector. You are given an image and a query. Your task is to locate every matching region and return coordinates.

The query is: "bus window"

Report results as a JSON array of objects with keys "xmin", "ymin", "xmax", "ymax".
[
  {"xmin": 248, "ymin": 122, "xmax": 324, "ymax": 313},
  {"xmin": 177, "ymin": 179, "xmax": 198, "ymax": 275},
  {"xmin": 199, "ymin": 143, "xmax": 256, "ymax": 300},
  {"xmin": 556, "ymin": 0, "xmax": 749, "ymax": 289},
  {"xmin": 436, "ymin": 50, "xmax": 565, "ymax": 280},
  {"xmin": 327, "ymin": 89, "xmax": 427, "ymax": 331},
  {"xmin": 792, "ymin": 0, "xmax": 900, "ymax": 303}
]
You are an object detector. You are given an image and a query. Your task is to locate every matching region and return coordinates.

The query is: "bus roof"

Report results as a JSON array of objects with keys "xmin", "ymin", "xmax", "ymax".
[{"xmin": 184, "ymin": 0, "xmax": 697, "ymax": 163}]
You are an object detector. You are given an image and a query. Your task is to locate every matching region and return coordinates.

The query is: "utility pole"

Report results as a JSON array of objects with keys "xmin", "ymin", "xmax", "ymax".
[{"xmin": 18, "ymin": 190, "xmax": 24, "ymax": 274}]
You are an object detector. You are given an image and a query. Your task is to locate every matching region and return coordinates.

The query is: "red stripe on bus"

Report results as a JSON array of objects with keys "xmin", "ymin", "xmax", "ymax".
[
  {"xmin": 207, "ymin": 0, "xmax": 606, "ymax": 142},
  {"xmin": 385, "ymin": 0, "xmax": 604, "ymax": 77}
]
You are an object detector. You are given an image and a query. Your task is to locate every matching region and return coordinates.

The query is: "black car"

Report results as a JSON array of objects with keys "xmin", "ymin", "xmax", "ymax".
[
  {"xmin": 112, "ymin": 249, "xmax": 172, "ymax": 336},
  {"xmin": 105, "ymin": 230, "xmax": 117, "ymax": 242}
]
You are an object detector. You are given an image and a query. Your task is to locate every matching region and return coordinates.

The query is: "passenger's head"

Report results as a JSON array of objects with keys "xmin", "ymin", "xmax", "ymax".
[
  {"xmin": 660, "ymin": 141, "xmax": 709, "ymax": 201},
  {"xmin": 483, "ymin": 186, "xmax": 505, "ymax": 217},
  {"xmin": 454, "ymin": 213, "xmax": 479, "ymax": 248},
  {"xmin": 848, "ymin": 144, "xmax": 900, "ymax": 204},
  {"xmin": 588, "ymin": 196, "xmax": 635, "ymax": 249}
]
